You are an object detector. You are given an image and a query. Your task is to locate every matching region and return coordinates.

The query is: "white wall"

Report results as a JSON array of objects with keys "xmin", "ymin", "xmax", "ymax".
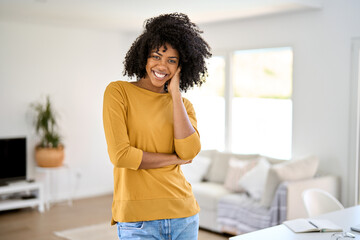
[
  {"xmin": 200, "ymin": 0, "xmax": 360, "ymax": 206},
  {"xmin": 0, "ymin": 21, "xmax": 133, "ymax": 200}
]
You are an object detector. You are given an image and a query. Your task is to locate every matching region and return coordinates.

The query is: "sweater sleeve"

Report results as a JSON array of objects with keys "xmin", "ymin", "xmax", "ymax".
[
  {"xmin": 174, "ymin": 98, "xmax": 201, "ymax": 160},
  {"xmin": 103, "ymin": 82, "xmax": 143, "ymax": 170}
]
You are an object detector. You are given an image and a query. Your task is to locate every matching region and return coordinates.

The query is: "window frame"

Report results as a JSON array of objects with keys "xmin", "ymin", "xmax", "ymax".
[
  {"xmin": 349, "ymin": 38, "xmax": 360, "ymax": 206},
  {"xmin": 208, "ymin": 50, "xmax": 234, "ymax": 152}
]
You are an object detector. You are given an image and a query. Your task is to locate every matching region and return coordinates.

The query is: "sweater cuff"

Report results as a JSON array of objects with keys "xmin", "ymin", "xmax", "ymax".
[{"xmin": 174, "ymin": 132, "xmax": 201, "ymax": 160}]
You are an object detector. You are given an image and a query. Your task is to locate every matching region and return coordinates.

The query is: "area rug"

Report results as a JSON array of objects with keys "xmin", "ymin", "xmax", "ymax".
[{"xmin": 54, "ymin": 222, "xmax": 118, "ymax": 240}]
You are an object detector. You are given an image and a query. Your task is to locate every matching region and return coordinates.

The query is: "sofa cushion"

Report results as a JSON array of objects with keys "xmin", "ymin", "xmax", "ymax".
[
  {"xmin": 181, "ymin": 155, "xmax": 211, "ymax": 184},
  {"xmin": 218, "ymin": 193, "xmax": 262, "ymax": 212},
  {"xmin": 261, "ymin": 155, "xmax": 319, "ymax": 207},
  {"xmin": 192, "ymin": 182, "xmax": 231, "ymax": 210},
  {"xmin": 205, "ymin": 152, "xmax": 260, "ymax": 184},
  {"xmin": 238, "ymin": 158, "xmax": 270, "ymax": 200},
  {"xmin": 224, "ymin": 157, "xmax": 259, "ymax": 192}
]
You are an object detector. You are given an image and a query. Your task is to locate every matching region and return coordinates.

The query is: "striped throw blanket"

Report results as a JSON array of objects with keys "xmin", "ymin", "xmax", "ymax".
[{"xmin": 217, "ymin": 182, "xmax": 288, "ymax": 234}]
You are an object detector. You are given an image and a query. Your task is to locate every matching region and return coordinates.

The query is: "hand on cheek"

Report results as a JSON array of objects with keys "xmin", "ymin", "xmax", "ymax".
[{"xmin": 168, "ymin": 67, "xmax": 181, "ymax": 96}]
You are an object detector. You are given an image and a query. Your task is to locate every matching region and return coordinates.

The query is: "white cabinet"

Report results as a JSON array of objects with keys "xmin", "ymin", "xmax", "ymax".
[{"xmin": 0, "ymin": 182, "xmax": 45, "ymax": 212}]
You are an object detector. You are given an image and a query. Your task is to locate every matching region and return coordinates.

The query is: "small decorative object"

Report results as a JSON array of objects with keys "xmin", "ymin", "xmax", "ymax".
[{"xmin": 31, "ymin": 96, "xmax": 64, "ymax": 167}]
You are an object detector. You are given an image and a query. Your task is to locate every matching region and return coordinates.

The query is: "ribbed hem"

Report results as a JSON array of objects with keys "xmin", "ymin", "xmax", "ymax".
[{"xmin": 111, "ymin": 196, "xmax": 200, "ymax": 224}]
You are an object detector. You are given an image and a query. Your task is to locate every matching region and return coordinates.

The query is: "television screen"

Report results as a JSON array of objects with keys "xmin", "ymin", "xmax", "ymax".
[{"xmin": 0, "ymin": 137, "xmax": 26, "ymax": 185}]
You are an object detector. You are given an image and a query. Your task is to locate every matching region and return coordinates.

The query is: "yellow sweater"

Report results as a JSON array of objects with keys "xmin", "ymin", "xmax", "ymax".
[{"xmin": 103, "ymin": 81, "xmax": 201, "ymax": 224}]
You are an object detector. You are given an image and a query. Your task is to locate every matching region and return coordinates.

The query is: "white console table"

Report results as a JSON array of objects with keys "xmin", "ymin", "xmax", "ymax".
[{"xmin": 0, "ymin": 182, "xmax": 45, "ymax": 212}]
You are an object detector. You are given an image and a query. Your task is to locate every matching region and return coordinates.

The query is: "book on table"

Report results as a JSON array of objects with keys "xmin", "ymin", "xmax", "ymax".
[{"xmin": 283, "ymin": 218, "xmax": 343, "ymax": 233}]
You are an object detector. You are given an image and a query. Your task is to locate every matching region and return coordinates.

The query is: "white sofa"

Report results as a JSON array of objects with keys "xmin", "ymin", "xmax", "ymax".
[{"xmin": 182, "ymin": 150, "xmax": 340, "ymax": 234}]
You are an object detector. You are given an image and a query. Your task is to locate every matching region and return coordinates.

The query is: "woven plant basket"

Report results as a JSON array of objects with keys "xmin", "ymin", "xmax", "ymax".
[{"xmin": 35, "ymin": 145, "xmax": 64, "ymax": 168}]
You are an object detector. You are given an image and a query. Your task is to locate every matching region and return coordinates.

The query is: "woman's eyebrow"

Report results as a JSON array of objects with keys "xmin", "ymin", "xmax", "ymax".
[{"xmin": 152, "ymin": 51, "xmax": 178, "ymax": 59}]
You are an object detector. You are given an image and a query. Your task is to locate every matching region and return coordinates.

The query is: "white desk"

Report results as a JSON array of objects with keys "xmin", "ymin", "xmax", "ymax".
[{"xmin": 230, "ymin": 205, "xmax": 360, "ymax": 240}]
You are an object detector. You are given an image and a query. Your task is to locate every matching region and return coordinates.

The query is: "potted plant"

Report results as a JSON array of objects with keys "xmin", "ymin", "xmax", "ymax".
[{"xmin": 31, "ymin": 96, "xmax": 64, "ymax": 168}]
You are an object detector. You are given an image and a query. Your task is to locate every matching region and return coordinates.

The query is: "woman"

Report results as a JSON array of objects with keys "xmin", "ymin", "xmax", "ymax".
[{"xmin": 103, "ymin": 13, "xmax": 211, "ymax": 240}]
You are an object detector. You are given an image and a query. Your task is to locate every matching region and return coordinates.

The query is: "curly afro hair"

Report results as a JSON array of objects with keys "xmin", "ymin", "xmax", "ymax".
[{"xmin": 123, "ymin": 13, "xmax": 212, "ymax": 92}]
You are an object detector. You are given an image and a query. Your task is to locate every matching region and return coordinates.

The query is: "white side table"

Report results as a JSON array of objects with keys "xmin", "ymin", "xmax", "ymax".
[{"xmin": 36, "ymin": 164, "xmax": 73, "ymax": 210}]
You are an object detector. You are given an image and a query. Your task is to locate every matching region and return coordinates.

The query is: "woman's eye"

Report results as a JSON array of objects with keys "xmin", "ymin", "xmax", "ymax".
[
  {"xmin": 152, "ymin": 55, "xmax": 160, "ymax": 60},
  {"xmin": 169, "ymin": 59, "xmax": 177, "ymax": 64}
]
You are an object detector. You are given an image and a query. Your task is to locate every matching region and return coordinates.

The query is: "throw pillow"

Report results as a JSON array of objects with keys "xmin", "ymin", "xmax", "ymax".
[
  {"xmin": 260, "ymin": 156, "xmax": 319, "ymax": 207},
  {"xmin": 238, "ymin": 158, "xmax": 270, "ymax": 200},
  {"xmin": 223, "ymin": 157, "xmax": 259, "ymax": 192},
  {"xmin": 205, "ymin": 152, "xmax": 260, "ymax": 183},
  {"xmin": 181, "ymin": 155, "xmax": 212, "ymax": 184}
]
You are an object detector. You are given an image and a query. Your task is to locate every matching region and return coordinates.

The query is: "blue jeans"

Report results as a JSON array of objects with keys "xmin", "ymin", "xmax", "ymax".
[{"xmin": 116, "ymin": 213, "xmax": 199, "ymax": 240}]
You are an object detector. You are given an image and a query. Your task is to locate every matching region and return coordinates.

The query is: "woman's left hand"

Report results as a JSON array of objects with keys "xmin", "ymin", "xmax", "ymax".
[{"xmin": 168, "ymin": 67, "xmax": 181, "ymax": 96}]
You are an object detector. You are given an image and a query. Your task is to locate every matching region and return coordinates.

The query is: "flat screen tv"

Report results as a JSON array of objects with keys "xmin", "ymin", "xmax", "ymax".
[{"xmin": 0, "ymin": 137, "xmax": 27, "ymax": 186}]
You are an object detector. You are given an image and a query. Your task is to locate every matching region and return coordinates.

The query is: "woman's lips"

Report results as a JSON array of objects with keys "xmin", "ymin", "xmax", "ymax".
[{"xmin": 152, "ymin": 70, "xmax": 167, "ymax": 80}]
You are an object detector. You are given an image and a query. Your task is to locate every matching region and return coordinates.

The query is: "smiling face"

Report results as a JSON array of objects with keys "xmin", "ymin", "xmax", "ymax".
[{"xmin": 140, "ymin": 43, "xmax": 179, "ymax": 93}]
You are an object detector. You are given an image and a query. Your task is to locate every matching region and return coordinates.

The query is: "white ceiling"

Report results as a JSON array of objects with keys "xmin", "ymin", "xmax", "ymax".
[{"xmin": 0, "ymin": 0, "xmax": 322, "ymax": 32}]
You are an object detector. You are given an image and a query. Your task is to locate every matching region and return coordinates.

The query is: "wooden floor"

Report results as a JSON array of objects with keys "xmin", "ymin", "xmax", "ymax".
[{"xmin": 0, "ymin": 194, "xmax": 230, "ymax": 240}]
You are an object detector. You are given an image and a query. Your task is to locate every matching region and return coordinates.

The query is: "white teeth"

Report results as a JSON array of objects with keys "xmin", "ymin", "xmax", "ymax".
[{"xmin": 154, "ymin": 71, "xmax": 166, "ymax": 78}]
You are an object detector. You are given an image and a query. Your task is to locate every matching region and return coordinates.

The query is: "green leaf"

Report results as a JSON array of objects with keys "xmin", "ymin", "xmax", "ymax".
[{"xmin": 31, "ymin": 95, "xmax": 62, "ymax": 148}]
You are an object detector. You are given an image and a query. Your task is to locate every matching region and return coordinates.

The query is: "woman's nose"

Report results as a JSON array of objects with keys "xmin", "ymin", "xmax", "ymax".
[{"xmin": 157, "ymin": 59, "xmax": 168, "ymax": 70}]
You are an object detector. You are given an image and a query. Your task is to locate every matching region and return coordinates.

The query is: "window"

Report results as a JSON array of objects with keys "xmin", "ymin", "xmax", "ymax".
[
  {"xmin": 184, "ymin": 47, "xmax": 293, "ymax": 160},
  {"xmin": 232, "ymin": 47, "xmax": 293, "ymax": 159},
  {"xmin": 184, "ymin": 56, "xmax": 226, "ymax": 151}
]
